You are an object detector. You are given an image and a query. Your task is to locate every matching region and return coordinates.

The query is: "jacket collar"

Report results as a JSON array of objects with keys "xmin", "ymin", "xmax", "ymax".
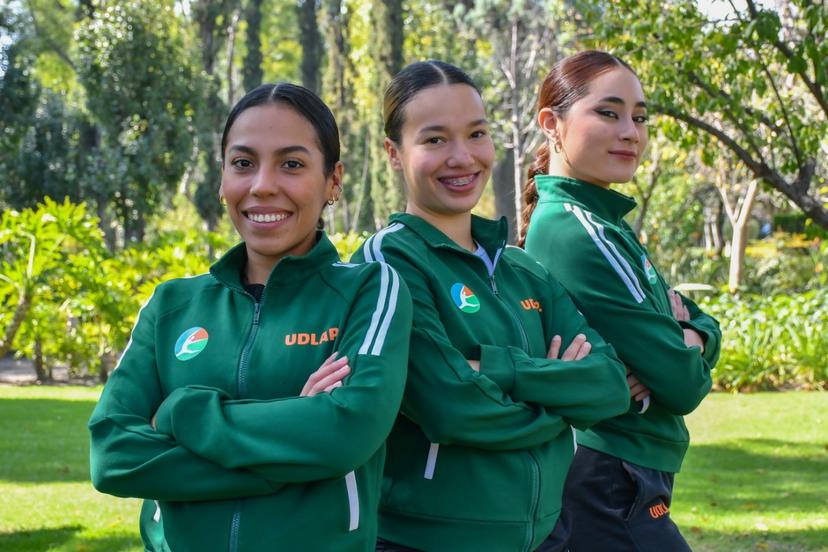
[
  {"xmin": 210, "ymin": 231, "xmax": 340, "ymax": 292},
  {"xmin": 535, "ymin": 175, "xmax": 637, "ymax": 223},
  {"xmin": 389, "ymin": 212, "xmax": 508, "ymax": 259}
]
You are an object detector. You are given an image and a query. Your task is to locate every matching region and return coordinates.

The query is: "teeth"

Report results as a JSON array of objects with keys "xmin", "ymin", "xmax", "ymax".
[
  {"xmin": 247, "ymin": 212, "xmax": 289, "ymax": 223},
  {"xmin": 442, "ymin": 175, "xmax": 475, "ymax": 187}
]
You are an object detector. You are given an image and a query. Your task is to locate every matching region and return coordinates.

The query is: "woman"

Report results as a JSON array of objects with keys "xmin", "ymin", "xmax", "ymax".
[
  {"xmin": 89, "ymin": 83, "xmax": 412, "ymax": 551},
  {"xmin": 520, "ymin": 50, "xmax": 722, "ymax": 551},
  {"xmin": 352, "ymin": 60, "xmax": 630, "ymax": 552}
]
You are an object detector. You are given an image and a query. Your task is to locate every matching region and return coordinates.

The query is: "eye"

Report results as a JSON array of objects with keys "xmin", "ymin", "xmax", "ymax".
[
  {"xmin": 471, "ymin": 129, "xmax": 488, "ymax": 139},
  {"xmin": 596, "ymin": 109, "xmax": 618, "ymax": 119},
  {"xmin": 633, "ymin": 114, "xmax": 649, "ymax": 124},
  {"xmin": 282, "ymin": 159, "xmax": 305, "ymax": 170},
  {"xmin": 425, "ymin": 136, "xmax": 445, "ymax": 145},
  {"xmin": 231, "ymin": 158, "xmax": 253, "ymax": 169}
]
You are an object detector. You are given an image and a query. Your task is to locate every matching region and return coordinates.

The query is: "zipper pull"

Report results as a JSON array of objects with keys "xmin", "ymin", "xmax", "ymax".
[
  {"xmin": 490, "ymin": 274, "xmax": 498, "ymax": 295},
  {"xmin": 253, "ymin": 303, "xmax": 261, "ymax": 325}
]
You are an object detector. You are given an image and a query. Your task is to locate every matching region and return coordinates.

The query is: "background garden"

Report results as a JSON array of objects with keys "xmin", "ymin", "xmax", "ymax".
[{"xmin": 0, "ymin": 0, "xmax": 826, "ymax": 550}]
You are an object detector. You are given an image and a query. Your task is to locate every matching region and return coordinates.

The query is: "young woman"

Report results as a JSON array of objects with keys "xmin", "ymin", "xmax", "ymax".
[
  {"xmin": 520, "ymin": 50, "xmax": 722, "ymax": 550},
  {"xmin": 351, "ymin": 60, "xmax": 630, "ymax": 552},
  {"xmin": 89, "ymin": 83, "xmax": 412, "ymax": 551}
]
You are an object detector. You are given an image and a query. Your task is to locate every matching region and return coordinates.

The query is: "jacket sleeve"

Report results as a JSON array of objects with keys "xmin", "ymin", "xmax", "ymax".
[
  {"xmin": 527, "ymin": 219, "xmax": 715, "ymax": 416},
  {"xmin": 478, "ymin": 273, "xmax": 630, "ymax": 429},
  {"xmin": 88, "ymin": 291, "xmax": 281, "ymax": 502},
  {"xmin": 352, "ymin": 244, "xmax": 571, "ymax": 451},
  {"xmin": 679, "ymin": 292, "xmax": 722, "ymax": 367},
  {"xmin": 152, "ymin": 263, "xmax": 411, "ymax": 483}
]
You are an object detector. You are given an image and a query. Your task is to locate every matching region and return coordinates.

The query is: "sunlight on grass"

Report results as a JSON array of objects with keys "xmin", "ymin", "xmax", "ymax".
[
  {"xmin": 676, "ymin": 392, "xmax": 828, "ymax": 551},
  {"xmin": 0, "ymin": 385, "xmax": 825, "ymax": 551}
]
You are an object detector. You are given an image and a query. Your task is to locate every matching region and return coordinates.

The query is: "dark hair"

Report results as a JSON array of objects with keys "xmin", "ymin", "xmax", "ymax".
[
  {"xmin": 221, "ymin": 82, "xmax": 340, "ymax": 176},
  {"xmin": 383, "ymin": 60, "xmax": 481, "ymax": 144},
  {"xmin": 518, "ymin": 50, "xmax": 637, "ymax": 247}
]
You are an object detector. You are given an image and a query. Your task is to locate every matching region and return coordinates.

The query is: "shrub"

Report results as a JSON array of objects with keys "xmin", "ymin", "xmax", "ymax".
[{"xmin": 700, "ymin": 290, "xmax": 828, "ymax": 391}]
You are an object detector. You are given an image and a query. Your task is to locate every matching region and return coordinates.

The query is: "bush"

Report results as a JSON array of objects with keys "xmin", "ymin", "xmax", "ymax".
[{"xmin": 700, "ymin": 290, "xmax": 828, "ymax": 391}]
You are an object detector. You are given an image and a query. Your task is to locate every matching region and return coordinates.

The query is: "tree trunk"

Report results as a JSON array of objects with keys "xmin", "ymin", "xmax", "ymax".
[
  {"xmin": 726, "ymin": 179, "xmax": 759, "ymax": 292},
  {"xmin": 493, "ymin": 150, "xmax": 517, "ymax": 244},
  {"xmin": 33, "ymin": 336, "xmax": 49, "ymax": 383},
  {"xmin": 299, "ymin": 0, "xmax": 323, "ymax": 94},
  {"xmin": 98, "ymin": 351, "xmax": 113, "ymax": 384},
  {"xmin": 0, "ymin": 292, "xmax": 31, "ymax": 359},
  {"xmin": 242, "ymin": 0, "xmax": 264, "ymax": 93}
]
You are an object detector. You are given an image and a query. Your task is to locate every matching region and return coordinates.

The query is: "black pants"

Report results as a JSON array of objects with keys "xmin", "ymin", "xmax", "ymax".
[{"xmin": 544, "ymin": 445, "xmax": 691, "ymax": 552}]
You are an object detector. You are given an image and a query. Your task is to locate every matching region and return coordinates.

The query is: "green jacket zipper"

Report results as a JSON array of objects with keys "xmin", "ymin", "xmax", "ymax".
[
  {"xmin": 230, "ymin": 298, "xmax": 262, "ymax": 552},
  {"xmin": 524, "ymin": 450, "xmax": 541, "ymax": 551}
]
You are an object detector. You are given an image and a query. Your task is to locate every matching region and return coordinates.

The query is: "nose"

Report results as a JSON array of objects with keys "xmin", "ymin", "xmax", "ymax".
[
  {"xmin": 620, "ymin": 118, "xmax": 641, "ymax": 144},
  {"xmin": 446, "ymin": 141, "xmax": 474, "ymax": 168},
  {"xmin": 249, "ymin": 165, "xmax": 280, "ymax": 196}
]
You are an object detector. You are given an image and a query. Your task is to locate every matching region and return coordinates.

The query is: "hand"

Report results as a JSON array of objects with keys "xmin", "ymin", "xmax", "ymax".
[
  {"xmin": 683, "ymin": 328, "xmax": 705, "ymax": 353},
  {"xmin": 626, "ymin": 369, "xmax": 651, "ymax": 402},
  {"xmin": 547, "ymin": 334, "xmax": 591, "ymax": 361},
  {"xmin": 669, "ymin": 289, "xmax": 690, "ymax": 321},
  {"xmin": 467, "ymin": 360, "xmax": 480, "ymax": 372},
  {"xmin": 301, "ymin": 352, "xmax": 350, "ymax": 397}
]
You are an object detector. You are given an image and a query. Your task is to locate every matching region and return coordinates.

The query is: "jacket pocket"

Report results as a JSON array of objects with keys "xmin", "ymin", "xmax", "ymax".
[
  {"xmin": 344, "ymin": 471, "xmax": 360, "ymax": 531},
  {"xmin": 423, "ymin": 443, "xmax": 439, "ymax": 480}
]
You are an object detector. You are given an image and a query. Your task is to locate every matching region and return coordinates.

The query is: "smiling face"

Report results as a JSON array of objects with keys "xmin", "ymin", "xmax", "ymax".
[
  {"xmin": 541, "ymin": 66, "xmax": 649, "ymax": 187},
  {"xmin": 220, "ymin": 102, "xmax": 341, "ymax": 281},
  {"xmin": 385, "ymin": 83, "xmax": 495, "ymax": 223}
]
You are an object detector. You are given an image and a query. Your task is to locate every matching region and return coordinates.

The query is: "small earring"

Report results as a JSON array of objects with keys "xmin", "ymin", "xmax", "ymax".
[
  {"xmin": 219, "ymin": 195, "xmax": 227, "ymax": 206},
  {"xmin": 326, "ymin": 198, "xmax": 335, "ymax": 206},
  {"xmin": 553, "ymin": 140, "xmax": 562, "ymax": 154}
]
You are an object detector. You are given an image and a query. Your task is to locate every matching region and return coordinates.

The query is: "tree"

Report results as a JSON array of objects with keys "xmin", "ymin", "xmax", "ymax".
[
  {"xmin": 298, "ymin": 0, "xmax": 322, "ymax": 93},
  {"xmin": 460, "ymin": 0, "xmax": 560, "ymax": 241},
  {"xmin": 242, "ymin": 0, "xmax": 265, "ymax": 92},
  {"xmin": 582, "ymin": 0, "xmax": 828, "ymax": 229},
  {"xmin": 76, "ymin": 0, "xmax": 200, "ymax": 244}
]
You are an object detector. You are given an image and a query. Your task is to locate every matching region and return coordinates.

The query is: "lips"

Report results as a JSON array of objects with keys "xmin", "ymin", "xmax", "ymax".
[
  {"xmin": 437, "ymin": 172, "xmax": 479, "ymax": 191},
  {"xmin": 608, "ymin": 150, "xmax": 637, "ymax": 160}
]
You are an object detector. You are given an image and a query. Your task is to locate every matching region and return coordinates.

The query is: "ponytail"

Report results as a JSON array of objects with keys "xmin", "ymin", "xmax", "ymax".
[{"xmin": 517, "ymin": 142, "xmax": 549, "ymax": 248}]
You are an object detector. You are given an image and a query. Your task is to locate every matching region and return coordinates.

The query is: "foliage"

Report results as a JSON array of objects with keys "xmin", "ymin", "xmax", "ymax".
[
  {"xmin": 700, "ymin": 290, "xmax": 828, "ymax": 391},
  {"xmin": 579, "ymin": 0, "xmax": 828, "ymax": 227},
  {"xmin": 75, "ymin": 0, "xmax": 201, "ymax": 242}
]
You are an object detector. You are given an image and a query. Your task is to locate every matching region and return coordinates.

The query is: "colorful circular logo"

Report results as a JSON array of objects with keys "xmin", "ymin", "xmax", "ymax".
[
  {"xmin": 451, "ymin": 283, "xmax": 480, "ymax": 313},
  {"xmin": 174, "ymin": 327, "xmax": 209, "ymax": 361}
]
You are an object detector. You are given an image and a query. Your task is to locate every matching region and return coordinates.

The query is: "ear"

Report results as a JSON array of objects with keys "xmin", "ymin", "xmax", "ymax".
[
  {"xmin": 537, "ymin": 107, "xmax": 560, "ymax": 140},
  {"xmin": 384, "ymin": 137, "xmax": 403, "ymax": 171},
  {"xmin": 326, "ymin": 161, "xmax": 344, "ymax": 201}
]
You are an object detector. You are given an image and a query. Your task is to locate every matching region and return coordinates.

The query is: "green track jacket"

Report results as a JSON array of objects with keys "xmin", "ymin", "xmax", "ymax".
[
  {"xmin": 525, "ymin": 175, "xmax": 722, "ymax": 473},
  {"xmin": 89, "ymin": 233, "xmax": 412, "ymax": 551},
  {"xmin": 351, "ymin": 213, "xmax": 629, "ymax": 552}
]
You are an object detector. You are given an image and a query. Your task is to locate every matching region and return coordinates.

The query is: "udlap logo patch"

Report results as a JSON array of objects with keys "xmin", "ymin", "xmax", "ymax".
[
  {"xmin": 174, "ymin": 327, "xmax": 209, "ymax": 361},
  {"xmin": 451, "ymin": 283, "xmax": 480, "ymax": 313},
  {"xmin": 642, "ymin": 255, "xmax": 658, "ymax": 285}
]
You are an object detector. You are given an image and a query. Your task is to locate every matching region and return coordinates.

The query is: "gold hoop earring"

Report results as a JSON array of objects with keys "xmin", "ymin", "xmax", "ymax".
[
  {"xmin": 326, "ymin": 199, "xmax": 335, "ymax": 206},
  {"xmin": 553, "ymin": 141, "xmax": 562, "ymax": 154}
]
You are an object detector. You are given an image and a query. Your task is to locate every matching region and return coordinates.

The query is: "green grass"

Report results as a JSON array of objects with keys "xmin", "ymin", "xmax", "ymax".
[
  {"xmin": 0, "ymin": 386, "xmax": 142, "ymax": 552},
  {"xmin": 0, "ymin": 386, "xmax": 825, "ymax": 551},
  {"xmin": 676, "ymin": 392, "xmax": 828, "ymax": 551}
]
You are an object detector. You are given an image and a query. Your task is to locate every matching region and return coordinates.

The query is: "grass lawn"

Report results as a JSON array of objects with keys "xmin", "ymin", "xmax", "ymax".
[{"xmin": 0, "ymin": 386, "xmax": 826, "ymax": 551}]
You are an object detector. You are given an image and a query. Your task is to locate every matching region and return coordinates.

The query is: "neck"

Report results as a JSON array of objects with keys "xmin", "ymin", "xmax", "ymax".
[
  {"xmin": 547, "ymin": 156, "xmax": 611, "ymax": 189},
  {"xmin": 406, "ymin": 204, "xmax": 475, "ymax": 251}
]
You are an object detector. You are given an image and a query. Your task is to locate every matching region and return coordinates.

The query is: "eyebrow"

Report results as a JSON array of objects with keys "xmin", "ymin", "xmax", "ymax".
[
  {"xmin": 417, "ymin": 119, "xmax": 489, "ymax": 134},
  {"xmin": 599, "ymin": 96, "xmax": 648, "ymax": 109},
  {"xmin": 227, "ymin": 144, "xmax": 312, "ymax": 156}
]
